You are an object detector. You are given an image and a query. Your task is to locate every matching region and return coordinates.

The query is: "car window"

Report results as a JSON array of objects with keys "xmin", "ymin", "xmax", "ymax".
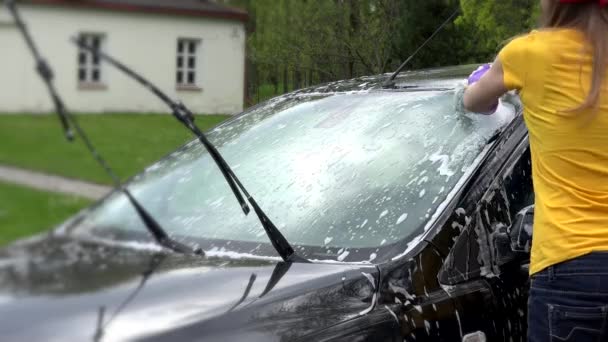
[
  {"xmin": 439, "ymin": 134, "xmax": 532, "ymax": 283},
  {"xmin": 65, "ymin": 85, "xmax": 517, "ymax": 261}
]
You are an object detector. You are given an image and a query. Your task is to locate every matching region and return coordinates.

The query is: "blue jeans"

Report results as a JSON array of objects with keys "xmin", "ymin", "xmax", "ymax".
[{"xmin": 528, "ymin": 252, "xmax": 608, "ymax": 342}]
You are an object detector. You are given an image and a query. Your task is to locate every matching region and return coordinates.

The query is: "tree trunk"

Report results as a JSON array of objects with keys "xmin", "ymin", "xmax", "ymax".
[
  {"xmin": 347, "ymin": 0, "xmax": 358, "ymax": 78},
  {"xmin": 245, "ymin": 56, "xmax": 257, "ymax": 106},
  {"xmin": 282, "ymin": 66, "xmax": 288, "ymax": 94},
  {"xmin": 273, "ymin": 65, "xmax": 279, "ymax": 94},
  {"xmin": 295, "ymin": 69, "xmax": 302, "ymax": 90},
  {"xmin": 308, "ymin": 69, "xmax": 313, "ymax": 87}
]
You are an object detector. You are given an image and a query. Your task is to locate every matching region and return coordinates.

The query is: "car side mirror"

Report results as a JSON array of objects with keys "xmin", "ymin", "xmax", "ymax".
[
  {"xmin": 509, "ymin": 204, "xmax": 534, "ymax": 254},
  {"xmin": 493, "ymin": 205, "xmax": 534, "ymax": 266}
]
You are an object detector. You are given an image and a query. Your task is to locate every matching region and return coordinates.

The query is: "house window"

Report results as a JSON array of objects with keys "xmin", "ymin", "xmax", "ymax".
[
  {"xmin": 77, "ymin": 33, "xmax": 104, "ymax": 86},
  {"xmin": 176, "ymin": 39, "xmax": 199, "ymax": 88}
]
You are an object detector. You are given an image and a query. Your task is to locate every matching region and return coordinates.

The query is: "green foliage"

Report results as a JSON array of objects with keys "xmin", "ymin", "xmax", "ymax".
[
  {"xmin": 222, "ymin": 0, "xmax": 542, "ymax": 103},
  {"xmin": 243, "ymin": 0, "xmax": 403, "ymax": 102},
  {"xmin": 456, "ymin": 0, "xmax": 539, "ymax": 60}
]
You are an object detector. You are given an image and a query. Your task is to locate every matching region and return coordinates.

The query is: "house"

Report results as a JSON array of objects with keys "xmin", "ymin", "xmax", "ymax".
[{"xmin": 0, "ymin": 0, "xmax": 248, "ymax": 114}]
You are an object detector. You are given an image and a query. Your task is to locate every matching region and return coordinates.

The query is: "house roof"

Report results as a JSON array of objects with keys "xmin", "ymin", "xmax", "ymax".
[{"xmin": 26, "ymin": 0, "xmax": 249, "ymax": 22}]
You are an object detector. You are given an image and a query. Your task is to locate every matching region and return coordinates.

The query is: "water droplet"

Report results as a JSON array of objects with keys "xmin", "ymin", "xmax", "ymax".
[
  {"xmin": 337, "ymin": 250, "xmax": 350, "ymax": 261},
  {"xmin": 396, "ymin": 213, "xmax": 408, "ymax": 225}
]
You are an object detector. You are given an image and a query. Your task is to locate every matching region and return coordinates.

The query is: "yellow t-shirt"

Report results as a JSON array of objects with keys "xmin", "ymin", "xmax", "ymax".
[{"xmin": 498, "ymin": 29, "xmax": 608, "ymax": 275}]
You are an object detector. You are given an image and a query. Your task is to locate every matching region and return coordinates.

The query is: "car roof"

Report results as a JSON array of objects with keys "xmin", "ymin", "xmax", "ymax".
[{"xmin": 291, "ymin": 64, "xmax": 481, "ymax": 95}]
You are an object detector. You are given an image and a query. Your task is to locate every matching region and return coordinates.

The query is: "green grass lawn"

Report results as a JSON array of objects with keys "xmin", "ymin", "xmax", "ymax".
[
  {"xmin": 0, "ymin": 113, "xmax": 230, "ymax": 184},
  {"xmin": 0, "ymin": 181, "xmax": 92, "ymax": 247}
]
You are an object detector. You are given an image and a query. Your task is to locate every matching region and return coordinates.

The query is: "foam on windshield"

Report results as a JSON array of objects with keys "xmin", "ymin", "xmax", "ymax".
[{"xmin": 66, "ymin": 89, "xmax": 518, "ymax": 261}]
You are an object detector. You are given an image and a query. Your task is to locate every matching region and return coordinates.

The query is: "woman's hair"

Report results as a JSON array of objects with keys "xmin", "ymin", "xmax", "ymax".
[{"xmin": 542, "ymin": 1, "xmax": 608, "ymax": 110}]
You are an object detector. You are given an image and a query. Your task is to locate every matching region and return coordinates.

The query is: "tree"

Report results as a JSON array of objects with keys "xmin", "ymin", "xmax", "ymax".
[
  {"xmin": 221, "ymin": 0, "xmax": 542, "ymax": 103},
  {"xmin": 455, "ymin": 0, "xmax": 540, "ymax": 61}
]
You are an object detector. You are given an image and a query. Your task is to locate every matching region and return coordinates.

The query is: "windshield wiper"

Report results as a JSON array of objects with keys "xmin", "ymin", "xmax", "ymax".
[
  {"xmin": 72, "ymin": 38, "xmax": 309, "ymax": 263},
  {"xmin": 5, "ymin": 0, "xmax": 73, "ymax": 140},
  {"xmin": 5, "ymin": 0, "xmax": 202, "ymax": 256}
]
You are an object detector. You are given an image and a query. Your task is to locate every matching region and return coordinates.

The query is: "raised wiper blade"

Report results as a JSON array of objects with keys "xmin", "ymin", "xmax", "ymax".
[
  {"xmin": 6, "ymin": 0, "xmax": 201, "ymax": 256},
  {"xmin": 5, "ymin": 0, "xmax": 73, "ymax": 140},
  {"xmin": 73, "ymin": 38, "xmax": 309, "ymax": 263},
  {"xmin": 73, "ymin": 37, "xmax": 249, "ymax": 218}
]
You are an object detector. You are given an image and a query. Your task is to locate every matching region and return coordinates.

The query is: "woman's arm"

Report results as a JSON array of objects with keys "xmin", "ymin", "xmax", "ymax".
[{"xmin": 464, "ymin": 57, "xmax": 509, "ymax": 114}]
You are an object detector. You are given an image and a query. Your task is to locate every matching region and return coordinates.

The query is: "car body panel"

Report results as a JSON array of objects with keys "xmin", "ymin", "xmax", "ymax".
[
  {"xmin": 0, "ymin": 65, "xmax": 534, "ymax": 341},
  {"xmin": 376, "ymin": 112, "xmax": 531, "ymax": 341},
  {"xmin": 0, "ymin": 236, "xmax": 381, "ymax": 341}
]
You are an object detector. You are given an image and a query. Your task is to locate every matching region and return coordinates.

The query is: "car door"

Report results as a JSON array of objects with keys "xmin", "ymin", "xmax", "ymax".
[
  {"xmin": 373, "ymin": 114, "xmax": 530, "ymax": 341},
  {"xmin": 479, "ymin": 136, "xmax": 533, "ymax": 341},
  {"xmin": 437, "ymin": 130, "xmax": 533, "ymax": 341}
]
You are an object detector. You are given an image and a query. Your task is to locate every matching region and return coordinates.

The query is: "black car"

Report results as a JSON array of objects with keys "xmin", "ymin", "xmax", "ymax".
[{"xmin": 0, "ymin": 65, "xmax": 535, "ymax": 342}]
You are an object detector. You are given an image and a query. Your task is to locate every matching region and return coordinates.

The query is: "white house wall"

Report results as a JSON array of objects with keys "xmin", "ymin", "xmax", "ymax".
[{"xmin": 0, "ymin": 4, "xmax": 245, "ymax": 114}]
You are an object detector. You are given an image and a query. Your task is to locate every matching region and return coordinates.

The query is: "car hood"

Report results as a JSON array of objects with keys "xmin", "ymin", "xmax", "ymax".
[{"xmin": 0, "ymin": 235, "xmax": 378, "ymax": 341}]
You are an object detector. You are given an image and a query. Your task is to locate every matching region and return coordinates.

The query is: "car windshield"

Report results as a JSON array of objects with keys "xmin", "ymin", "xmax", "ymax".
[{"xmin": 64, "ymin": 85, "xmax": 516, "ymax": 261}]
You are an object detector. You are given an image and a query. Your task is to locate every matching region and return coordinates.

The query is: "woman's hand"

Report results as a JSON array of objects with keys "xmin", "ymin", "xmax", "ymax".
[
  {"xmin": 468, "ymin": 64, "xmax": 492, "ymax": 85},
  {"xmin": 463, "ymin": 58, "xmax": 509, "ymax": 115}
]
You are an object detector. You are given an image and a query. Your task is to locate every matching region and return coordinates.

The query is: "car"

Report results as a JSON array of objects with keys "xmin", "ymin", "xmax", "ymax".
[{"xmin": 0, "ymin": 65, "xmax": 534, "ymax": 341}]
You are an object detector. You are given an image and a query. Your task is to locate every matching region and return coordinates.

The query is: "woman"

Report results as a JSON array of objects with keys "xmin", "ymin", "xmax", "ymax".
[{"xmin": 461, "ymin": 0, "xmax": 608, "ymax": 341}]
